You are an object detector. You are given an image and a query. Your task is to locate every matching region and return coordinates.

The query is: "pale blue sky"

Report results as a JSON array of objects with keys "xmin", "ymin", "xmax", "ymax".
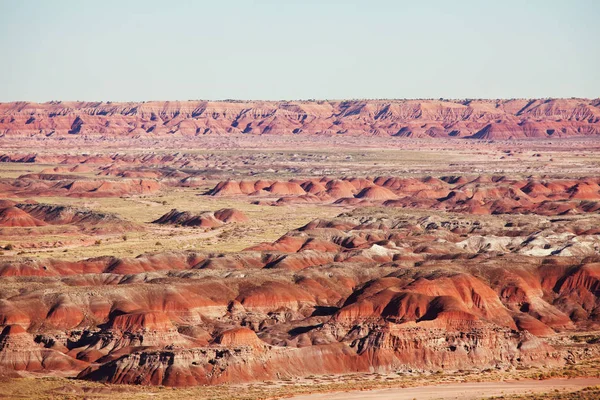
[{"xmin": 0, "ymin": 0, "xmax": 598, "ymax": 102}]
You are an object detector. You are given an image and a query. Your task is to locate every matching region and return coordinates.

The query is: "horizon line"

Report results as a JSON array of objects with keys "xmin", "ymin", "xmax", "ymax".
[{"xmin": 2, "ymin": 96, "xmax": 599, "ymax": 105}]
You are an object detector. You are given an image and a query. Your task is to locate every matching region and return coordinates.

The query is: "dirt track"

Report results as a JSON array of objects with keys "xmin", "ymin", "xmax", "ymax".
[{"xmin": 289, "ymin": 377, "xmax": 600, "ymax": 400}]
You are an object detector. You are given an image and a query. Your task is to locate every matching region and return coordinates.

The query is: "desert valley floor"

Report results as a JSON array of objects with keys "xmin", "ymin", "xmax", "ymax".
[{"xmin": 1, "ymin": 130, "xmax": 600, "ymax": 399}]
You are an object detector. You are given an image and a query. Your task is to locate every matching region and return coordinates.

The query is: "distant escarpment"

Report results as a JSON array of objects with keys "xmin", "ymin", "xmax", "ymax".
[{"xmin": 0, "ymin": 98, "xmax": 599, "ymax": 139}]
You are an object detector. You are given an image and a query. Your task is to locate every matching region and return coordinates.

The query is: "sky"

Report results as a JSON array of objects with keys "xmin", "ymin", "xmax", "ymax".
[{"xmin": 0, "ymin": 0, "xmax": 598, "ymax": 102}]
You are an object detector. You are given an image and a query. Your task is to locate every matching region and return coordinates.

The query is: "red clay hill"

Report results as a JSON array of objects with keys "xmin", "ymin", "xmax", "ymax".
[
  {"xmin": 0, "ymin": 201, "xmax": 140, "ymax": 233},
  {"xmin": 153, "ymin": 208, "xmax": 248, "ymax": 228},
  {"xmin": 1, "ymin": 98, "xmax": 599, "ymax": 139},
  {"xmin": 208, "ymin": 175, "xmax": 600, "ymax": 216}
]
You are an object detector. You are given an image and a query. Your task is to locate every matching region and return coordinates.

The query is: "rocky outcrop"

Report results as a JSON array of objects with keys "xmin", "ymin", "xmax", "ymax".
[
  {"xmin": 0, "ymin": 177, "xmax": 160, "ymax": 198},
  {"xmin": 0, "ymin": 207, "xmax": 47, "ymax": 227},
  {"xmin": 0, "ymin": 201, "xmax": 140, "ymax": 232},
  {"xmin": 152, "ymin": 208, "xmax": 248, "ymax": 227},
  {"xmin": 0, "ymin": 325, "xmax": 87, "ymax": 373},
  {"xmin": 78, "ymin": 326, "xmax": 557, "ymax": 386}
]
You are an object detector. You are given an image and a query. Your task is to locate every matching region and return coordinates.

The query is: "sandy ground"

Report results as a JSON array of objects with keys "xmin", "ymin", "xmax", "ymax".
[{"xmin": 289, "ymin": 377, "xmax": 600, "ymax": 400}]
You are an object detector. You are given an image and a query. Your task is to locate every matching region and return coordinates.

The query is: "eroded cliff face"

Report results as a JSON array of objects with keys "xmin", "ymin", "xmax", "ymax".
[
  {"xmin": 1, "ymin": 98, "xmax": 599, "ymax": 139},
  {"xmin": 78, "ymin": 328, "xmax": 555, "ymax": 387}
]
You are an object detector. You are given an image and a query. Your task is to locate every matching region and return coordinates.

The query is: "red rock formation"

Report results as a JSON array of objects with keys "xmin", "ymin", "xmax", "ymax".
[
  {"xmin": 0, "ymin": 176, "xmax": 161, "ymax": 198},
  {"xmin": 215, "ymin": 328, "xmax": 263, "ymax": 348},
  {"xmin": 110, "ymin": 311, "xmax": 174, "ymax": 332},
  {"xmin": 153, "ymin": 209, "xmax": 224, "ymax": 228},
  {"xmin": 208, "ymin": 180, "xmax": 243, "ymax": 196},
  {"xmin": 0, "ymin": 324, "xmax": 87, "ymax": 373},
  {"xmin": 0, "ymin": 206, "xmax": 47, "ymax": 227},
  {"xmin": 153, "ymin": 208, "xmax": 248, "ymax": 227},
  {"xmin": 267, "ymin": 181, "xmax": 306, "ymax": 195},
  {"xmin": 355, "ymin": 186, "xmax": 399, "ymax": 201},
  {"xmin": 208, "ymin": 175, "xmax": 600, "ymax": 216},
  {"xmin": 1, "ymin": 213, "xmax": 600, "ymax": 385},
  {"xmin": 213, "ymin": 208, "xmax": 249, "ymax": 223}
]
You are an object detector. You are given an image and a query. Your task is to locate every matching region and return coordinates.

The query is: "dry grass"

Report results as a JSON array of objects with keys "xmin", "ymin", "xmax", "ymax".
[
  {"xmin": 491, "ymin": 386, "xmax": 600, "ymax": 399},
  {"xmin": 0, "ymin": 188, "xmax": 343, "ymax": 260},
  {"xmin": 2, "ymin": 358, "xmax": 600, "ymax": 400}
]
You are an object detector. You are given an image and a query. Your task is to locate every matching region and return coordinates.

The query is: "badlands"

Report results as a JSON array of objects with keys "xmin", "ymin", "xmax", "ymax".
[{"xmin": 1, "ymin": 99, "xmax": 600, "ymax": 399}]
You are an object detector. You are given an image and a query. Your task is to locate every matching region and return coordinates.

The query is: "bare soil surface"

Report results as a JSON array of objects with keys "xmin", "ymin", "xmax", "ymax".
[{"xmin": 289, "ymin": 378, "xmax": 600, "ymax": 400}]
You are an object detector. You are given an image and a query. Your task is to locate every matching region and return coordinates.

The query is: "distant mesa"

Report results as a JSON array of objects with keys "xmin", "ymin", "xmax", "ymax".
[{"xmin": 0, "ymin": 98, "xmax": 598, "ymax": 139}]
